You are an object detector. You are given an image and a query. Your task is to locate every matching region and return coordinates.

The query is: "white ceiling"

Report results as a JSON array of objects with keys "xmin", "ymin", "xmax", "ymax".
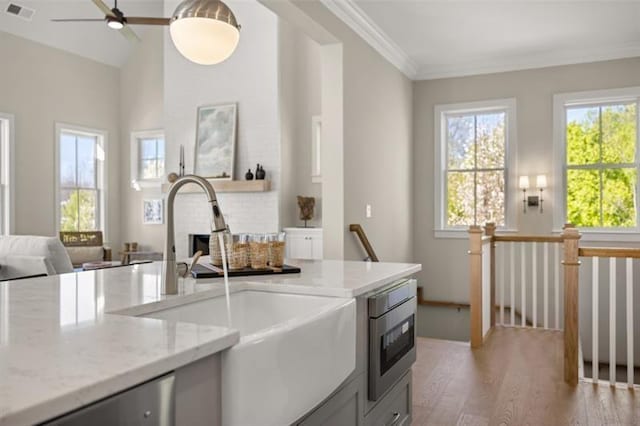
[
  {"xmin": 325, "ymin": 0, "xmax": 640, "ymax": 80},
  {"xmin": 0, "ymin": 0, "xmax": 164, "ymax": 67}
]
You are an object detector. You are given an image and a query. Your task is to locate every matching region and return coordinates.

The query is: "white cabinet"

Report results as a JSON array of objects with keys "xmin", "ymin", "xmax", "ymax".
[{"xmin": 284, "ymin": 228, "xmax": 323, "ymax": 260}]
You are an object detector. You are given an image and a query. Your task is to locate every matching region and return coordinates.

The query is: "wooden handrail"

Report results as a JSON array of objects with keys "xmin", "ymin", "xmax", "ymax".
[
  {"xmin": 349, "ymin": 224, "xmax": 379, "ymax": 262},
  {"xmin": 493, "ymin": 235, "xmax": 564, "ymax": 243},
  {"xmin": 579, "ymin": 247, "xmax": 640, "ymax": 259}
]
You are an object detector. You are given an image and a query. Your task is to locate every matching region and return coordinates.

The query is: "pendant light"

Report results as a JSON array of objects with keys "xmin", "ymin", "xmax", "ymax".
[{"xmin": 170, "ymin": 0, "xmax": 241, "ymax": 65}]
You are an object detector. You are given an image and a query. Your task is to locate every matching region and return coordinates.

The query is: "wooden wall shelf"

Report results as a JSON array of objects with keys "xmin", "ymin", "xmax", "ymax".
[{"xmin": 161, "ymin": 179, "xmax": 271, "ymax": 194}]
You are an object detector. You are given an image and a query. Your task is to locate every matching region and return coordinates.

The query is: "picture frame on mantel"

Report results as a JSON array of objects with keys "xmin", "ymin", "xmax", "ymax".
[
  {"xmin": 194, "ymin": 103, "xmax": 237, "ymax": 180},
  {"xmin": 142, "ymin": 199, "xmax": 164, "ymax": 225}
]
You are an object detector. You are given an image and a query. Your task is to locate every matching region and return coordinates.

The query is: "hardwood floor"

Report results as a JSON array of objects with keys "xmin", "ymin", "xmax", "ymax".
[{"xmin": 411, "ymin": 327, "xmax": 640, "ymax": 425}]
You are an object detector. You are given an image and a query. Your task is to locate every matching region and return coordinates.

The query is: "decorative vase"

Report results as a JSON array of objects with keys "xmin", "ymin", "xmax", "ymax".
[
  {"xmin": 245, "ymin": 169, "xmax": 254, "ymax": 180},
  {"xmin": 256, "ymin": 165, "xmax": 266, "ymax": 180}
]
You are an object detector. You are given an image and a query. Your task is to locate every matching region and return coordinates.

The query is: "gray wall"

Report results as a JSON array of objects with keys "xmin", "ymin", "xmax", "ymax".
[
  {"xmin": 413, "ymin": 57, "xmax": 640, "ymax": 339},
  {"xmin": 286, "ymin": 0, "xmax": 414, "ymax": 263},
  {"xmin": 0, "ymin": 31, "xmax": 121, "ymax": 248},
  {"xmin": 119, "ymin": 27, "xmax": 165, "ymax": 253},
  {"xmin": 278, "ymin": 19, "xmax": 323, "ymax": 229}
]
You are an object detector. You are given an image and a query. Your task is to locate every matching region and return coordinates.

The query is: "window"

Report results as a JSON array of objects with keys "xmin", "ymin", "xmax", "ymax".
[
  {"xmin": 56, "ymin": 124, "xmax": 106, "ymax": 233},
  {"xmin": 554, "ymin": 87, "xmax": 640, "ymax": 234},
  {"xmin": 130, "ymin": 130, "xmax": 165, "ymax": 189},
  {"xmin": 434, "ymin": 99, "xmax": 517, "ymax": 236},
  {"xmin": 0, "ymin": 113, "xmax": 13, "ymax": 235}
]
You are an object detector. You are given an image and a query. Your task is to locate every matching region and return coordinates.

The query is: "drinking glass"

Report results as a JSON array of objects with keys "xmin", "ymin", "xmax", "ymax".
[
  {"xmin": 249, "ymin": 234, "xmax": 268, "ymax": 269},
  {"xmin": 268, "ymin": 232, "xmax": 286, "ymax": 268},
  {"xmin": 226, "ymin": 234, "xmax": 249, "ymax": 270},
  {"xmin": 209, "ymin": 231, "xmax": 228, "ymax": 266}
]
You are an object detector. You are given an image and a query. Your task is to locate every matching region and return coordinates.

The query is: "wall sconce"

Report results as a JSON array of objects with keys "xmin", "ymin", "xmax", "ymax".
[
  {"xmin": 536, "ymin": 174, "xmax": 547, "ymax": 213},
  {"xmin": 519, "ymin": 174, "xmax": 547, "ymax": 213},
  {"xmin": 519, "ymin": 176, "xmax": 530, "ymax": 213}
]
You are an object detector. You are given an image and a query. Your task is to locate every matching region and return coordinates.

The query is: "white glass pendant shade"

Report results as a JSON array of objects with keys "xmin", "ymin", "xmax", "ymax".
[{"xmin": 170, "ymin": 0, "xmax": 240, "ymax": 65}]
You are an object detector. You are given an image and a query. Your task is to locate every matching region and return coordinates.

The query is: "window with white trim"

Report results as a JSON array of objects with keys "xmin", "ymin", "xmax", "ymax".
[
  {"xmin": 553, "ymin": 88, "xmax": 640, "ymax": 232},
  {"xmin": 56, "ymin": 124, "xmax": 106, "ymax": 232},
  {"xmin": 130, "ymin": 130, "xmax": 165, "ymax": 189},
  {"xmin": 0, "ymin": 114, "xmax": 13, "ymax": 235},
  {"xmin": 434, "ymin": 99, "xmax": 517, "ymax": 235}
]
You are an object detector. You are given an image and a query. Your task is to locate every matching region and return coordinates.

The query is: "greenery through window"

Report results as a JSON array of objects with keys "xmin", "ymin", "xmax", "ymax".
[
  {"xmin": 138, "ymin": 137, "xmax": 165, "ymax": 180},
  {"xmin": 446, "ymin": 110, "xmax": 506, "ymax": 227},
  {"xmin": 565, "ymin": 102, "xmax": 638, "ymax": 228},
  {"xmin": 59, "ymin": 131, "xmax": 100, "ymax": 232}
]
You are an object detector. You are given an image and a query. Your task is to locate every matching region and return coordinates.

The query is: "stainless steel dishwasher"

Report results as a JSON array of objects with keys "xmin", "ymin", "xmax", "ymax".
[{"xmin": 42, "ymin": 373, "xmax": 175, "ymax": 426}]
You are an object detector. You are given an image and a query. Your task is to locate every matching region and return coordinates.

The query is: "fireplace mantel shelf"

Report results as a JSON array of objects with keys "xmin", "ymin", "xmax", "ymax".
[{"xmin": 161, "ymin": 179, "xmax": 271, "ymax": 194}]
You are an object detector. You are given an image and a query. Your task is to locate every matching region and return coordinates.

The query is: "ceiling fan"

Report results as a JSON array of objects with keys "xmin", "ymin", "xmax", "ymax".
[
  {"xmin": 51, "ymin": 0, "xmax": 170, "ymax": 42},
  {"xmin": 52, "ymin": 0, "xmax": 241, "ymax": 65}
]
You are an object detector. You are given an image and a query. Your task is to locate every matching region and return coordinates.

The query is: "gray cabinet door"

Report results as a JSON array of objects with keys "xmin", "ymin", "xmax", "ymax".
[
  {"xmin": 364, "ymin": 371, "xmax": 412, "ymax": 426},
  {"xmin": 298, "ymin": 374, "xmax": 364, "ymax": 426}
]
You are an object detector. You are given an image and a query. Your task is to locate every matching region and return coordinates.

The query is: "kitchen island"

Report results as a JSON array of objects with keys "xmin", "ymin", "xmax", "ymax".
[{"xmin": 0, "ymin": 259, "xmax": 420, "ymax": 425}]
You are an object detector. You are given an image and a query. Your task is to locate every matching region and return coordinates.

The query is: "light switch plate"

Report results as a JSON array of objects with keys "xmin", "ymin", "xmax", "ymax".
[{"xmin": 366, "ymin": 204, "xmax": 372, "ymax": 218}]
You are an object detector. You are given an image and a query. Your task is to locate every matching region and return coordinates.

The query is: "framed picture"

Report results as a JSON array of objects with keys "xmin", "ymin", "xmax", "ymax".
[
  {"xmin": 143, "ymin": 199, "xmax": 163, "ymax": 225},
  {"xmin": 194, "ymin": 103, "xmax": 237, "ymax": 180}
]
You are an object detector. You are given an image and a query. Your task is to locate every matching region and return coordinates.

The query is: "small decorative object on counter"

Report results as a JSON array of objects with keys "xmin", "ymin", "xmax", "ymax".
[
  {"xmin": 267, "ymin": 232, "xmax": 286, "ymax": 268},
  {"xmin": 249, "ymin": 234, "xmax": 268, "ymax": 269},
  {"xmin": 256, "ymin": 165, "xmax": 266, "ymax": 180},
  {"xmin": 297, "ymin": 196, "xmax": 315, "ymax": 228},
  {"xmin": 245, "ymin": 168, "xmax": 254, "ymax": 180},
  {"xmin": 226, "ymin": 233, "xmax": 250, "ymax": 270},
  {"xmin": 130, "ymin": 242, "xmax": 138, "ymax": 252},
  {"xmin": 123, "ymin": 242, "xmax": 131, "ymax": 252}
]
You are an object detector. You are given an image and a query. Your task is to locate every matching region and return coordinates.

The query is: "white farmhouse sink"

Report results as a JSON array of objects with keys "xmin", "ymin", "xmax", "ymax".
[{"xmin": 142, "ymin": 290, "xmax": 356, "ymax": 426}]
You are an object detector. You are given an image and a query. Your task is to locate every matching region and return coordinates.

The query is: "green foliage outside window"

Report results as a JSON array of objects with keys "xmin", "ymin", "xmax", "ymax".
[
  {"xmin": 60, "ymin": 190, "xmax": 97, "ymax": 232},
  {"xmin": 566, "ymin": 103, "xmax": 637, "ymax": 228}
]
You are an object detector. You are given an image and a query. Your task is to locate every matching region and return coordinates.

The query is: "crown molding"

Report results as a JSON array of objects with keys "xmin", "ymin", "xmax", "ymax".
[
  {"xmin": 416, "ymin": 43, "xmax": 640, "ymax": 81},
  {"xmin": 320, "ymin": 0, "xmax": 418, "ymax": 79}
]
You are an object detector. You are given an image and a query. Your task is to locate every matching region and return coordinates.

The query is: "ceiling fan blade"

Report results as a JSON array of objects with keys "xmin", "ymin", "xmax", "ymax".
[
  {"xmin": 125, "ymin": 17, "xmax": 170, "ymax": 26},
  {"xmin": 51, "ymin": 18, "xmax": 105, "ymax": 22},
  {"xmin": 91, "ymin": 0, "xmax": 115, "ymax": 17},
  {"xmin": 119, "ymin": 25, "xmax": 141, "ymax": 43}
]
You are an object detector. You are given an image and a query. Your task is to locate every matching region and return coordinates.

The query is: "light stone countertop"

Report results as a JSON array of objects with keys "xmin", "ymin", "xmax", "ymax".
[{"xmin": 0, "ymin": 259, "xmax": 420, "ymax": 425}]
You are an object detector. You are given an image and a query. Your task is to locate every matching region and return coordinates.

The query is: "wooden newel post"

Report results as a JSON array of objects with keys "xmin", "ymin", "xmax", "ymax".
[
  {"xmin": 562, "ymin": 226, "xmax": 581, "ymax": 385},
  {"xmin": 469, "ymin": 225, "xmax": 484, "ymax": 349},
  {"xmin": 484, "ymin": 222, "xmax": 496, "ymax": 327}
]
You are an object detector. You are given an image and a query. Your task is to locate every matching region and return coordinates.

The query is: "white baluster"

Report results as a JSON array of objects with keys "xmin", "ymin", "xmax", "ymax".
[
  {"xmin": 610, "ymin": 257, "xmax": 616, "ymax": 386},
  {"xmin": 500, "ymin": 243, "xmax": 505, "ymax": 326},
  {"xmin": 532, "ymin": 242, "xmax": 537, "ymax": 328},
  {"xmin": 592, "ymin": 257, "xmax": 599, "ymax": 383},
  {"xmin": 521, "ymin": 243, "xmax": 526, "ymax": 327},
  {"xmin": 626, "ymin": 258, "xmax": 633, "ymax": 388},
  {"xmin": 544, "ymin": 242, "xmax": 549, "ymax": 329},
  {"xmin": 555, "ymin": 243, "xmax": 560, "ymax": 330},
  {"xmin": 510, "ymin": 242, "xmax": 515, "ymax": 327}
]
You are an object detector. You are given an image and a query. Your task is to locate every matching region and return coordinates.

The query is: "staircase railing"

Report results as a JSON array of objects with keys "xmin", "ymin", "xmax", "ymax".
[
  {"xmin": 469, "ymin": 223, "xmax": 581, "ymax": 384},
  {"xmin": 470, "ymin": 223, "xmax": 639, "ymax": 388},
  {"xmin": 349, "ymin": 224, "xmax": 379, "ymax": 262},
  {"xmin": 578, "ymin": 247, "xmax": 639, "ymax": 388}
]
